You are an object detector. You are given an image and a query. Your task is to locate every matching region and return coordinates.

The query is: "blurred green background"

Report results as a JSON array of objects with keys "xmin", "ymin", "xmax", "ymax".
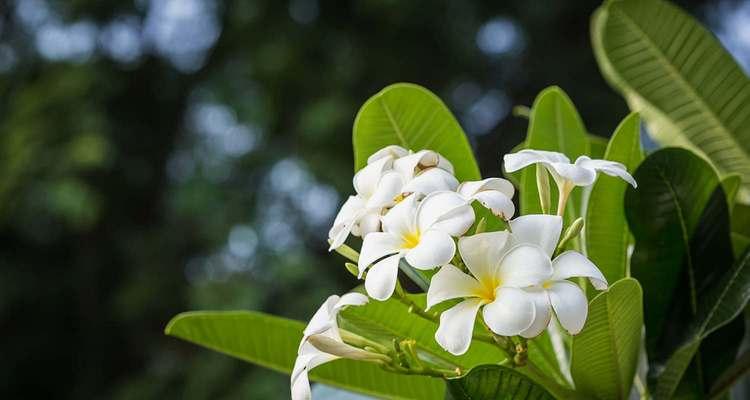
[{"xmin": 0, "ymin": 0, "xmax": 746, "ymax": 398}]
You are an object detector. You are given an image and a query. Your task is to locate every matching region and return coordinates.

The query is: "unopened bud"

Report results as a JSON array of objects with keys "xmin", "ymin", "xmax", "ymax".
[
  {"xmin": 536, "ymin": 165, "xmax": 551, "ymax": 214},
  {"xmin": 557, "ymin": 217, "xmax": 584, "ymax": 252}
]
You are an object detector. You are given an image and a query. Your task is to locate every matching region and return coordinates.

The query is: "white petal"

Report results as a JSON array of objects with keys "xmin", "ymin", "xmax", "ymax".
[
  {"xmin": 405, "ymin": 229, "xmax": 456, "ymax": 269},
  {"xmin": 575, "ymin": 156, "xmax": 637, "ymax": 188},
  {"xmin": 328, "ymin": 196, "xmax": 366, "ymax": 249},
  {"xmin": 291, "ymin": 363, "xmax": 312, "ymax": 400},
  {"xmin": 503, "ymin": 150, "xmax": 570, "ymax": 173},
  {"xmin": 552, "ymin": 251, "xmax": 608, "ymax": 290},
  {"xmin": 381, "ymin": 194, "xmax": 418, "ymax": 237},
  {"xmin": 547, "ymin": 162, "xmax": 597, "ymax": 186},
  {"xmin": 365, "ymin": 171, "xmax": 404, "ymax": 208},
  {"xmin": 401, "ymin": 168, "xmax": 459, "ymax": 195},
  {"xmin": 437, "ymin": 154, "xmax": 455, "ymax": 175},
  {"xmin": 307, "ymin": 334, "xmax": 376, "ymax": 360},
  {"xmin": 472, "ymin": 190, "xmax": 516, "ymax": 219},
  {"xmin": 292, "ymin": 344, "xmax": 337, "ymax": 400},
  {"xmin": 519, "ymin": 289, "xmax": 552, "ymax": 338},
  {"xmin": 417, "ymin": 191, "xmax": 474, "ymax": 235},
  {"xmin": 367, "ymin": 145, "xmax": 409, "ymax": 164},
  {"xmin": 353, "ymin": 156, "xmax": 391, "ymax": 197},
  {"xmin": 357, "ymin": 233, "xmax": 401, "ymax": 276},
  {"xmin": 334, "ymin": 293, "xmax": 369, "ymax": 311},
  {"xmin": 509, "ymin": 214, "xmax": 562, "ymax": 257},
  {"xmin": 435, "ymin": 298, "xmax": 484, "ymax": 355},
  {"xmin": 457, "ymin": 178, "xmax": 515, "ymax": 198},
  {"xmin": 458, "ymin": 231, "xmax": 510, "ymax": 284},
  {"xmin": 354, "ymin": 211, "xmax": 381, "ymax": 237},
  {"xmin": 426, "ymin": 264, "xmax": 483, "ymax": 309},
  {"xmin": 364, "ymin": 253, "xmax": 401, "ymax": 301},
  {"xmin": 497, "ymin": 245, "xmax": 553, "ymax": 288},
  {"xmin": 394, "ymin": 150, "xmax": 440, "ymax": 180},
  {"xmin": 482, "ymin": 287, "xmax": 536, "ymax": 336},
  {"xmin": 548, "ymin": 280, "xmax": 588, "ymax": 335},
  {"xmin": 303, "ymin": 295, "xmax": 340, "ymax": 338}
]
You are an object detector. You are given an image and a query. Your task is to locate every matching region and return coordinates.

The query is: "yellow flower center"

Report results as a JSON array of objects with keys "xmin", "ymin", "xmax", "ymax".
[
  {"xmin": 474, "ymin": 277, "xmax": 501, "ymax": 303},
  {"xmin": 542, "ymin": 280, "xmax": 553, "ymax": 289},
  {"xmin": 401, "ymin": 231, "xmax": 421, "ymax": 249}
]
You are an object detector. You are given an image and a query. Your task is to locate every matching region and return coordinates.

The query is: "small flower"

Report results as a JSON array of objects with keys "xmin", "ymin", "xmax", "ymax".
[
  {"xmin": 503, "ymin": 149, "xmax": 636, "ymax": 215},
  {"xmin": 427, "ymin": 231, "xmax": 551, "ymax": 355},
  {"xmin": 507, "ymin": 215, "xmax": 608, "ymax": 338},
  {"xmin": 292, "ymin": 293, "xmax": 370, "ymax": 400},
  {"xmin": 328, "ymin": 148, "xmax": 457, "ymax": 250},
  {"xmin": 456, "ymin": 178, "xmax": 516, "ymax": 219},
  {"xmin": 358, "ymin": 191, "xmax": 474, "ymax": 301}
]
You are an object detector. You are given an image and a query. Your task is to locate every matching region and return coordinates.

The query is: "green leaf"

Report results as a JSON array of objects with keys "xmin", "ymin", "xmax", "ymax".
[
  {"xmin": 520, "ymin": 87, "xmax": 589, "ymax": 221},
  {"xmin": 570, "ymin": 278, "xmax": 643, "ymax": 400},
  {"xmin": 588, "ymin": 134, "xmax": 609, "ymax": 159},
  {"xmin": 165, "ymin": 311, "xmax": 444, "ymax": 400},
  {"xmin": 445, "ymin": 365, "xmax": 555, "ymax": 400},
  {"xmin": 353, "ymin": 83, "xmax": 480, "ymax": 181},
  {"xmin": 592, "ymin": 0, "xmax": 750, "ymax": 203},
  {"xmin": 585, "ymin": 113, "xmax": 643, "ymax": 283},
  {"xmin": 655, "ymin": 248, "xmax": 750, "ymax": 399},
  {"xmin": 708, "ymin": 348, "xmax": 750, "ymax": 400},
  {"xmin": 340, "ymin": 292, "xmax": 505, "ymax": 370}
]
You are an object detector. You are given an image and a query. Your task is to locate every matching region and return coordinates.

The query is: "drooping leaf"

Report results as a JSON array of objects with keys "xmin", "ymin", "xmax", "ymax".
[
  {"xmin": 445, "ymin": 365, "xmax": 555, "ymax": 400},
  {"xmin": 353, "ymin": 83, "xmax": 480, "ymax": 181},
  {"xmin": 165, "ymin": 311, "xmax": 444, "ymax": 400},
  {"xmin": 655, "ymin": 248, "xmax": 750, "ymax": 399},
  {"xmin": 592, "ymin": 0, "xmax": 750, "ymax": 202},
  {"xmin": 339, "ymin": 292, "xmax": 505, "ymax": 370},
  {"xmin": 585, "ymin": 113, "xmax": 643, "ymax": 283},
  {"xmin": 519, "ymin": 87, "xmax": 589, "ymax": 220},
  {"xmin": 570, "ymin": 278, "xmax": 643, "ymax": 400}
]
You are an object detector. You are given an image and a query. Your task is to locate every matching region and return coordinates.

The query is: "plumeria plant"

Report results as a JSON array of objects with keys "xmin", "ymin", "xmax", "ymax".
[{"xmin": 165, "ymin": 1, "xmax": 750, "ymax": 398}]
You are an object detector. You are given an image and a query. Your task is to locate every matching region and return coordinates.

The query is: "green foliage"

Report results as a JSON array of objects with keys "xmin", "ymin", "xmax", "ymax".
[
  {"xmin": 592, "ymin": 0, "xmax": 750, "ymax": 203},
  {"xmin": 519, "ymin": 87, "xmax": 589, "ymax": 218},
  {"xmin": 655, "ymin": 248, "xmax": 750, "ymax": 399},
  {"xmin": 445, "ymin": 365, "xmax": 554, "ymax": 400},
  {"xmin": 585, "ymin": 113, "xmax": 643, "ymax": 283},
  {"xmin": 570, "ymin": 278, "xmax": 643, "ymax": 400},
  {"xmin": 165, "ymin": 311, "xmax": 444, "ymax": 400},
  {"xmin": 353, "ymin": 83, "xmax": 481, "ymax": 181}
]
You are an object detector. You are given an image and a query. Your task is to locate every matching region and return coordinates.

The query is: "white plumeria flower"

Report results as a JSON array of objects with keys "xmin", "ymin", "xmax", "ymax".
[
  {"xmin": 292, "ymin": 293, "xmax": 370, "ymax": 400},
  {"xmin": 427, "ymin": 231, "xmax": 552, "ymax": 355},
  {"xmin": 358, "ymin": 191, "xmax": 474, "ymax": 301},
  {"xmin": 328, "ymin": 148, "xmax": 458, "ymax": 250},
  {"xmin": 504, "ymin": 149, "xmax": 636, "ymax": 215},
  {"xmin": 456, "ymin": 178, "xmax": 516, "ymax": 219},
  {"xmin": 507, "ymin": 215, "xmax": 608, "ymax": 338}
]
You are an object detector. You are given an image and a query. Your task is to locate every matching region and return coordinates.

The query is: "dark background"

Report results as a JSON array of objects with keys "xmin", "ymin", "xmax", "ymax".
[{"xmin": 0, "ymin": 0, "xmax": 746, "ymax": 398}]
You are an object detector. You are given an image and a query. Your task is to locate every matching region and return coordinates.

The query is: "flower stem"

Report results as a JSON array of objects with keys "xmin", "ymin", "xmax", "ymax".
[{"xmin": 329, "ymin": 240, "xmax": 360, "ymax": 263}]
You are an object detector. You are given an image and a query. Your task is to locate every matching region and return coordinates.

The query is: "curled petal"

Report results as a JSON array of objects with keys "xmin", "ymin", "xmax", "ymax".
[
  {"xmin": 435, "ymin": 298, "xmax": 484, "ymax": 356},
  {"xmin": 367, "ymin": 145, "xmax": 409, "ymax": 164},
  {"xmin": 472, "ymin": 190, "xmax": 515, "ymax": 219},
  {"xmin": 548, "ymin": 280, "xmax": 588, "ymax": 335},
  {"xmin": 552, "ymin": 251, "xmax": 608, "ymax": 290},
  {"xmin": 519, "ymin": 289, "xmax": 552, "ymax": 338},
  {"xmin": 353, "ymin": 156, "xmax": 392, "ymax": 197},
  {"xmin": 352, "ymin": 211, "xmax": 381, "ymax": 237},
  {"xmin": 405, "ymin": 229, "xmax": 456, "ymax": 270},
  {"xmin": 575, "ymin": 156, "xmax": 637, "ymax": 188},
  {"xmin": 426, "ymin": 264, "xmax": 482, "ymax": 309},
  {"xmin": 357, "ymin": 233, "xmax": 401, "ymax": 276},
  {"xmin": 547, "ymin": 162, "xmax": 597, "ymax": 186},
  {"xmin": 366, "ymin": 171, "xmax": 404, "ymax": 208},
  {"xmin": 402, "ymin": 168, "xmax": 459, "ymax": 195},
  {"xmin": 483, "ymin": 287, "xmax": 536, "ymax": 336},
  {"xmin": 381, "ymin": 194, "xmax": 419, "ymax": 237},
  {"xmin": 457, "ymin": 177, "xmax": 515, "ymax": 198},
  {"xmin": 291, "ymin": 343, "xmax": 338, "ymax": 400},
  {"xmin": 417, "ymin": 191, "xmax": 474, "ymax": 236},
  {"xmin": 334, "ymin": 293, "xmax": 369, "ymax": 311},
  {"xmin": 394, "ymin": 150, "xmax": 441, "ymax": 180},
  {"xmin": 509, "ymin": 214, "xmax": 562, "ymax": 257},
  {"xmin": 503, "ymin": 150, "xmax": 570, "ymax": 173},
  {"xmin": 328, "ymin": 196, "xmax": 366, "ymax": 249},
  {"xmin": 458, "ymin": 231, "xmax": 510, "ymax": 284},
  {"xmin": 364, "ymin": 253, "xmax": 401, "ymax": 301},
  {"xmin": 303, "ymin": 295, "xmax": 340, "ymax": 338},
  {"xmin": 497, "ymin": 245, "xmax": 552, "ymax": 288}
]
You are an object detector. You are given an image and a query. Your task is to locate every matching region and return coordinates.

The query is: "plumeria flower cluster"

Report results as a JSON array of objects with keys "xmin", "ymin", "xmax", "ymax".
[{"xmin": 294, "ymin": 146, "xmax": 636, "ymax": 398}]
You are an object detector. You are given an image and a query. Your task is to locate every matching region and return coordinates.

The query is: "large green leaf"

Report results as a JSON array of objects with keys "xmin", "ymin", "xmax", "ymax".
[
  {"xmin": 445, "ymin": 365, "xmax": 555, "ymax": 400},
  {"xmin": 165, "ymin": 311, "xmax": 444, "ymax": 400},
  {"xmin": 585, "ymin": 113, "xmax": 643, "ymax": 283},
  {"xmin": 339, "ymin": 292, "xmax": 505, "ymax": 370},
  {"xmin": 655, "ymin": 248, "xmax": 750, "ymax": 399},
  {"xmin": 519, "ymin": 87, "xmax": 590, "ymax": 219},
  {"xmin": 570, "ymin": 278, "xmax": 643, "ymax": 400},
  {"xmin": 353, "ymin": 83, "xmax": 481, "ymax": 181},
  {"xmin": 592, "ymin": 0, "xmax": 750, "ymax": 203}
]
